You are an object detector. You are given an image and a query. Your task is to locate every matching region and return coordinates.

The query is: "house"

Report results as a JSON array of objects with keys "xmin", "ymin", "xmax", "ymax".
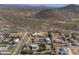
[
  {"xmin": 45, "ymin": 37, "xmax": 51, "ymax": 44},
  {"xmin": 0, "ymin": 35, "xmax": 5, "ymax": 40},
  {"xmin": 40, "ymin": 37, "xmax": 51, "ymax": 44},
  {"xmin": 0, "ymin": 51, "xmax": 11, "ymax": 55},
  {"xmin": 30, "ymin": 44, "xmax": 39, "ymax": 51},
  {"xmin": 57, "ymin": 47, "xmax": 68, "ymax": 55},
  {"xmin": 14, "ymin": 38, "xmax": 20, "ymax": 43},
  {"xmin": 54, "ymin": 39, "xmax": 64, "ymax": 44},
  {"xmin": 9, "ymin": 38, "xmax": 20, "ymax": 44},
  {"xmin": 30, "ymin": 32, "xmax": 38, "ymax": 37}
]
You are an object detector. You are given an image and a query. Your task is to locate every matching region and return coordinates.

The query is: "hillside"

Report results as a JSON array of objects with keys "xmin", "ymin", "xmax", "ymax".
[{"xmin": 0, "ymin": 4, "xmax": 79, "ymax": 32}]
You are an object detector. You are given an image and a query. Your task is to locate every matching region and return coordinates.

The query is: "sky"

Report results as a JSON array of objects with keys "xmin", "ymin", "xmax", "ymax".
[{"xmin": 24, "ymin": 4, "xmax": 69, "ymax": 7}]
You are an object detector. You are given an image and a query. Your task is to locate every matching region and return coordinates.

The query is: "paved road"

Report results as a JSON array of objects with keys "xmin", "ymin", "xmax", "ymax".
[
  {"xmin": 17, "ymin": 33, "xmax": 31, "ymax": 55},
  {"xmin": 50, "ymin": 33, "xmax": 57, "ymax": 54},
  {"xmin": 12, "ymin": 32, "xmax": 27, "ymax": 55}
]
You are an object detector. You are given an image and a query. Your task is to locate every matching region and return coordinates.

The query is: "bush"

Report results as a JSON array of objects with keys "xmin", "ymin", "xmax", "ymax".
[
  {"xmin": 21, "ymin": 47, "xmax": 33, "ymax": 55},
  {"xmin": 37, "ymin": 44, "xmax": 46, "ymax": 52}
]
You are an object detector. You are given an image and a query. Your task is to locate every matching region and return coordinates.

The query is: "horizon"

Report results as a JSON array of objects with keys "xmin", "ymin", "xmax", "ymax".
[
  {"xmin": 0, "ymin": 4, "xmax": 69, "ymax": 8},
  {"xmin": 0, "ymin": 4, "xmax": 78, "ymax": 8},
  {"xmin": 23, "ymin": 4, "xmax": 68, "ymax": 7}
]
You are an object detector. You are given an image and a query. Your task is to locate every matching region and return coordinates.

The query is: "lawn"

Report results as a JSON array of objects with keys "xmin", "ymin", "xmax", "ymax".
[
  {"xmin": 0, "ymin": 44, "xmax": 7, "ymax": 47},
  {"xmin": 8, "ymin": 45, "xmax": 16, "ymax": 51}
]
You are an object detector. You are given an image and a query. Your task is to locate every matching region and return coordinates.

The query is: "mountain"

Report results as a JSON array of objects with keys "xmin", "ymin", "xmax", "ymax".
[
  {"xmin": 0, "ymin": 4, "xmax": 79, "ymax": 32},
  {"xmin": 62, "ymin": 4, "xmax": 79, "ymax": 9}
]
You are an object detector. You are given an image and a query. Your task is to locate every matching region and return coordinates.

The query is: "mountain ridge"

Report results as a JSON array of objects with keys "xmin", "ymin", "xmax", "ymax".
[{"xmin": 0, "ymin": 4, "xmax": 79, "ymax": 31}]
